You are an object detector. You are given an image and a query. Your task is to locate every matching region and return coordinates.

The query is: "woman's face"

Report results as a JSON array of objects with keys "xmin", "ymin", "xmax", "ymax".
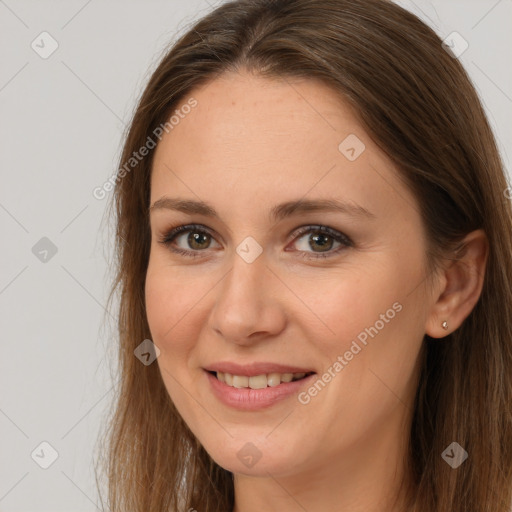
[{"xmin": 145, "ymin": 71, "xmax": 438, "ymax": 480}]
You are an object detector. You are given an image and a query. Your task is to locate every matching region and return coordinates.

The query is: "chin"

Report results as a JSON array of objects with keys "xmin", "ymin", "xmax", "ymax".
[{"xmin": 202, "ymin": 436, "xmax": 306, "ymax": 477}]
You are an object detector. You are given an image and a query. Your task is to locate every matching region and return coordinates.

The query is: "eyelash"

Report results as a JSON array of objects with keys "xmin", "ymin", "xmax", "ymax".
[{"xmin": 157, "ymin": 223, "xmax": 353, "ymax": 260}]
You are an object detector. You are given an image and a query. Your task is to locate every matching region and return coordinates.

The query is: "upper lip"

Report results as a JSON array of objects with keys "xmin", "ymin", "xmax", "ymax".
[{"xmin": 204, "ymin": 361, "xmax": 316, "ymax": 377}]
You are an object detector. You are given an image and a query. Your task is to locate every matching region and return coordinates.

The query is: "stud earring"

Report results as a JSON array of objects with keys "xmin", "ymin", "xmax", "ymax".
[{"xmin": 442, "ymin": 320, "xmax": 448, "ymax": 330}]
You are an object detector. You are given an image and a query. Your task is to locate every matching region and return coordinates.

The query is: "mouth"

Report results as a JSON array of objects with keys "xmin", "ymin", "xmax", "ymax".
[{"xmin": 206, "ymin": 370, "xmax": 316, "ymax": 389}]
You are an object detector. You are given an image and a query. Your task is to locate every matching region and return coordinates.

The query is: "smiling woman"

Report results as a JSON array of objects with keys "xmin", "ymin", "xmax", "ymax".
[{"xmin": 99, "ymin": 1, "xmax": 512, "ymax": 511}]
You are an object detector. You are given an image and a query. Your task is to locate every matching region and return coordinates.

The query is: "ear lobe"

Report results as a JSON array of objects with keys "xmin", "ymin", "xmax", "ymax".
[{"xmin": 424, "ymin": 229, "xmax": 488, "ymax": 339}]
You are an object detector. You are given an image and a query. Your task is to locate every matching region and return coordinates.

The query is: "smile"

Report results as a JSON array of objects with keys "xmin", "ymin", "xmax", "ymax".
[
  {"xmin": 211, "ymin": 371, "xmax": 314, "ymax": 389},
  {"xmin": 205, "ymin": 370, "xmax": 317, "ymax": 410}
]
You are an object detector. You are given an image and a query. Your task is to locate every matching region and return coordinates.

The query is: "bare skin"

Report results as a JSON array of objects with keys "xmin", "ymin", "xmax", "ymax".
[{"xmin": 145, "ymin": 70, "xmax": 488, "ymax": 512}]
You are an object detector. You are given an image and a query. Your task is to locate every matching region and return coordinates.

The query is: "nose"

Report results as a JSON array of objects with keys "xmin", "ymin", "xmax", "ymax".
[{"xmin": 208, "ymin": 250, "xmax": 287, "ymax": 346}]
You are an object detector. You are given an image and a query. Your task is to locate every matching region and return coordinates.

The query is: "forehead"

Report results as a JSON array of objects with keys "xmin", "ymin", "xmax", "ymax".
[
  {"xmin": 150, "ymin": 71, "xmax": 417, "ymax": 224},
  {"xmin": 156, "ymin": 70, "xmax": 364, "ymax": 164}
]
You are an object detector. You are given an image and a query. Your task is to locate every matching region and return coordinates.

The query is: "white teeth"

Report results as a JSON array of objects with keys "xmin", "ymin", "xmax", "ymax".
[
  {"xmin": 267, "ymin": 373, "xmax": 282, "ymax": 387},
  {"xmin": 215, "ymin": 371, "xmax": 310, "ymax": 388},
  {"xmin": 232, "ymin": 375, "xmax": 249, "ymax": 388},
  {"xmin": 248, "ymin": 375, "xmax": 267, "ymax": 389}
]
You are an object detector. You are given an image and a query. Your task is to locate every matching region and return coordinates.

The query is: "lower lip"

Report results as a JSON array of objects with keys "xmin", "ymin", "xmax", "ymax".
[{"xmin": 205, "ymin": 370, "xmax": 316, "ymax": 411}]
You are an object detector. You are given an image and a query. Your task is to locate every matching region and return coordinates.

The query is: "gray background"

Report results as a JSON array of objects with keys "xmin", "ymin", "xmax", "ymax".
[{"xmin": 0, "ymin": 0, "xmax": 511, "ymax": 510}]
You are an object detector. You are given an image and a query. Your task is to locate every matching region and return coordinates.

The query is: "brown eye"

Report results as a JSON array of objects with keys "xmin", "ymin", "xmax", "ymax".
[
  {"xmin": 290, "ymin": 225, "xmax": 353, "ymax": 259},
  {"xmin": 158, "ymin": 224, "xmax": 220, "ymax": 258},
  {"xmin": 186, "ymin": 231, "xmax": 212, "ymax": 250},
  {"xmin": 158, "ymin": 223, "xmax": 352, "ymax": 260}
]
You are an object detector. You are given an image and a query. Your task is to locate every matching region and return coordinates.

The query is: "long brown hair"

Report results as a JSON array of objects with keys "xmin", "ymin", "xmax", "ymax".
[{"xmin": 97, "ymin": 0, "xmax": 512, "ymax": 510}]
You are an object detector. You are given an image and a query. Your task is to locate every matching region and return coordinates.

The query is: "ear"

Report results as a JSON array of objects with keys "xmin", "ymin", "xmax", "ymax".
[{"xmin": 425, "ymin": 229, "xmax": 489, "ymax": 339}]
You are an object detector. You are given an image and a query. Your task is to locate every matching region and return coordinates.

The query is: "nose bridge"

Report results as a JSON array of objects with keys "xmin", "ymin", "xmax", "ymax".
[
  {"xmin": 210, "ymin": 246, "xmax": 284, "ymax": 342},
  {"xmin": 220, "ymin": 248, "xmax": 268, "ymax": 313},
  {"xmin": 220, "ymin": 229, "xmax": 269, "ymax": 300}
]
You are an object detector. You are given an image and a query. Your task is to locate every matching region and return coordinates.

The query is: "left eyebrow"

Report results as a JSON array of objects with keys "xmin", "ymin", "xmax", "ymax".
[
  {"xmin": 269, "ymin": 198, "xmax": 376, "ymax": 221},
  {"xmin": 149, "ymin": 197, "xmax": 376, "ymax": 221}
]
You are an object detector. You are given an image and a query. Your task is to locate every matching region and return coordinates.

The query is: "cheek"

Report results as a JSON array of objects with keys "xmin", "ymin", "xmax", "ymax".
[
  {"xmin": 296, "ymin": 266, "xmax": 403, "ymax": 353},
  {"xmin": 145, "ymin": 271, "xmax": 177, "ymax": 343},
  {"xmin": 144, "ymin": 260, "xmax": 218, "ymax": 437},
  {"xmin": 144, "ymin": 258, "xmax": 203, "ymax": 360},
  {"xmin": 300, "ymin": 254, "xmax": 424, "ymax": 406}
]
